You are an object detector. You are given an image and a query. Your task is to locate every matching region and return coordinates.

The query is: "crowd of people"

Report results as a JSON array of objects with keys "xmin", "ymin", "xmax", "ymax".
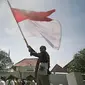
[{"xmin": 0, "ymin": 75, "xmax": 36, "ymax": 85}]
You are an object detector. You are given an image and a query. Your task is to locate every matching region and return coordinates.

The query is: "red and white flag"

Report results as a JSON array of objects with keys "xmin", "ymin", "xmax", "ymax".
[{"xmin": 8, "ymin": 2, "xmax": 61, "ymax": 49}]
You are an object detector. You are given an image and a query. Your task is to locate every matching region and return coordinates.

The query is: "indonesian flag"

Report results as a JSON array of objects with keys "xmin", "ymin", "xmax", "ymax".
[
  {"xmin": 9, "ymin": 7, "xmax": 61, "ymax": 48},
  {"xmin": 11, "ymin": 8, "xmax": 61, "ymax": 49}
]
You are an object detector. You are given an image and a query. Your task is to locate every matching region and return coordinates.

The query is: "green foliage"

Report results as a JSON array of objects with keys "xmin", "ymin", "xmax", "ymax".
[
  {"xmin": 0, "ymin": 49, "xmax": 13, "ymax": 71},
  {"xmin": 67, "ymin": 48, "xmax": 85, "ymax": 73}
]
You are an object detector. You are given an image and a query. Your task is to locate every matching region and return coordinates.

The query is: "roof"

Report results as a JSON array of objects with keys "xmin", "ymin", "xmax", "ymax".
[
  {"xmin": 63, "ymin": 59, "xmax": 74, "ymax": 68},
  {"xmin": 15, "ymin": 58, "xmax": 38, "ymax": 67},
  {"xmin": 51, "ymin": 64, "xmax": 67, "ymax": 72},
  {"xmin": 63, "ymin": 59, "xmax": 74, "ymax": 72}
]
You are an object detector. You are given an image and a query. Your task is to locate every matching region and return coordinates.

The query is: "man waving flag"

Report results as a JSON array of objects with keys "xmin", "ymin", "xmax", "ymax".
[{"xmin": 7, "ymin": 0, "xmax": 61, "ymax": 49}]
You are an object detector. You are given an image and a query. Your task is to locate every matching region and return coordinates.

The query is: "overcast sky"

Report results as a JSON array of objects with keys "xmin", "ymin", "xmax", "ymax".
[{"xmin": 0, "ymin": 0, "xmax": 85, "ymax": 69}]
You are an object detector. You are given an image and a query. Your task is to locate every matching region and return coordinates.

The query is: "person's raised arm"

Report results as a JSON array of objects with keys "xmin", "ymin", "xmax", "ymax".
[{"xmin": 28, "ymin": 45, "xmax": 39, "ymax": 57}]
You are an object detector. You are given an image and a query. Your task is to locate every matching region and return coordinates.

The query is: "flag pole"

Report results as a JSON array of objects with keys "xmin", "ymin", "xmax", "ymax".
[{"xmin": 6, "ymin": 0, "xmax": 31, "ymax": 49}]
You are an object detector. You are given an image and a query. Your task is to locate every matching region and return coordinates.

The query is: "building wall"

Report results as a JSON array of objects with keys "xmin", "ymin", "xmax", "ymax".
[
  {"xmin": 49, "ymin": 73, "xmax": 68, "ymax": 85},
  {"xmin": 16, "ymin": 66, "xmax": 35, "ymax": 72},
  {"xmin": 50, "ymin": 72, "xmax": 85, "ymax": 85},
  {"xmin": 0, "ymin": 72, "xmax": 19, "ymax": 78},
  {"xmin": 0, "ymin": 71, "xmax": 35, "ymax": 79},
  {"xmin": 67, "ymin": 72, "xmax": 85, "ymax": 85}
]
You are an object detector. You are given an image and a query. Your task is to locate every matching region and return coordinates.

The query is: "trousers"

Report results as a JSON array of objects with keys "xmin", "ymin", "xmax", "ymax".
[{"xmin": 37, "ymin": 74, "xmax": 50, "ymax": 85}]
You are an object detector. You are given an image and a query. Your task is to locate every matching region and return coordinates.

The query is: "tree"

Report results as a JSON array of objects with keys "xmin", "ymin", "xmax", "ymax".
[
  {"xmin": 67, "ymin": 48, "xmax": 85, "ymax": 73},
  {"xmin": 0, "ymin": 49, "xmax": 13, "ymax": 71}
]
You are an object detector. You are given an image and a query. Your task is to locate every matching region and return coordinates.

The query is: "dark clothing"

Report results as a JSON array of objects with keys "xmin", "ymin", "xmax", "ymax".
[
  {"xmin": 21, "ymin": 80, "xmax": 25, "ymax": 85},
  {"xmin": 37, "ymin": 74, "xmax": 50, "ymax": 85},
  {"xmin": 29, "ymin": 48, "xmax": 50, "ymax": 85},
  {"xmin": 30, "ymin": 51, "xmax": 50, "ymax": 67}
]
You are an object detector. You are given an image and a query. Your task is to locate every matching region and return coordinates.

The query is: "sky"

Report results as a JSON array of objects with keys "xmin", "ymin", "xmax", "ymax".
[{"xmin": 0, "ymin": 0, "xmax": 85, "ymax": 69}]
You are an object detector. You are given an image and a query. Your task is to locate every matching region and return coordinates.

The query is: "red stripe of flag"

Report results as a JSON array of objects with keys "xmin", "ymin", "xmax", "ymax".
[{"xmin": 11, "ymin": 8, "xmax": 56, "ymax": 22}]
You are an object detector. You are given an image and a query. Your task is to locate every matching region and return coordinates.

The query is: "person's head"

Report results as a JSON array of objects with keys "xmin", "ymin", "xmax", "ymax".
[
  {"xmin": 40, "ymin": 46, "xmax": 46, "ymax": 52},
  {"xmin": 1, "ymin": 76, "xmax": 5, "ymax": 81}
]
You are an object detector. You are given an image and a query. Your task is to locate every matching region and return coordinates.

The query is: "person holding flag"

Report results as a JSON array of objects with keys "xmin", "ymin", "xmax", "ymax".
[
  {"xmin": 5, "ymin": 0, "xmax": 62, "ymax": 85},
  {"xmin": 29, "ymin": 45, "xmax": 50, "ymax": 85}
]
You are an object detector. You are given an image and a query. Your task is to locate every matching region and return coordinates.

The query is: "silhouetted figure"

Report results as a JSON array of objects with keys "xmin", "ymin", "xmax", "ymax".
[
  {"xmin": 0, "ymin": 76, "xmax": 6, "ymax": 85},
  {"xmin": 29, "ymin": 45, "xmax": 50, "ymax": 85},
  {"xmin": 21, "ymin": 79, "xmax": 25, "ymax": 85}
]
